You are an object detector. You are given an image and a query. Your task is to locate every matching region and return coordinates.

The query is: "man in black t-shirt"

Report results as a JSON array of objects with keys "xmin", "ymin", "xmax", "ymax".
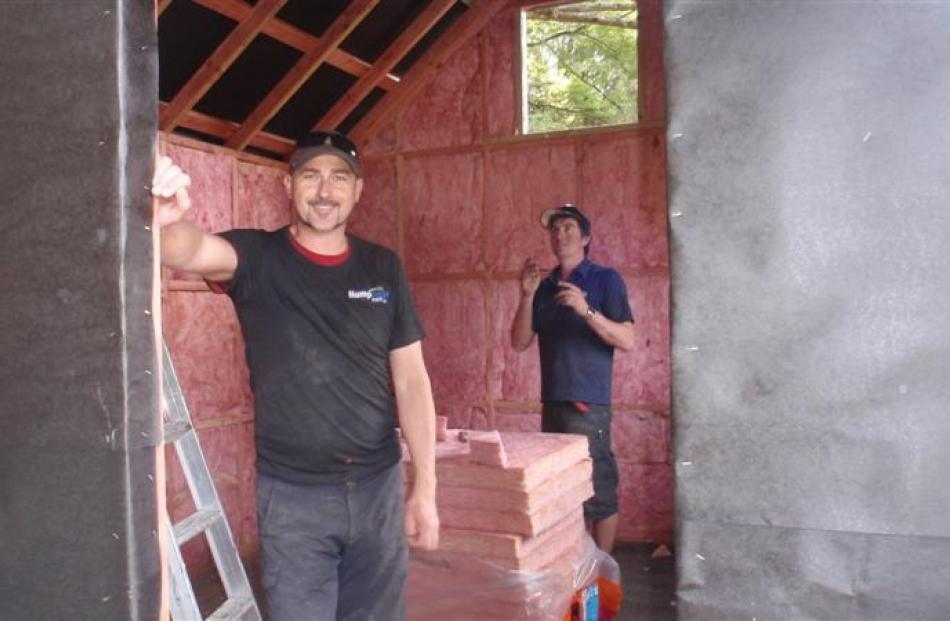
[{"xmin": 152, "ymin": 132, "xmax": 439, "ymax": 621}]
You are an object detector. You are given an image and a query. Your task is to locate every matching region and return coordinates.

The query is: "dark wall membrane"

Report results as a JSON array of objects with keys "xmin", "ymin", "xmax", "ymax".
[
  {"xmin": 678, "ymin": 520, "xmax": 950, "ymax": 621},
  {"xmin": 0, "ymin": 1, "xmax": 160, "ymax": 619},
  {"xmin": 666, "ymin": 1, "xmax": 950, "ymax": 618}
]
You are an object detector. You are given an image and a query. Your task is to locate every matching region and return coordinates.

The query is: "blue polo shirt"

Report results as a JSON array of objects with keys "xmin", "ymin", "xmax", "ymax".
[{"xmin": 532, "ymin": 259, "xmax": 634, "ymax": 405}]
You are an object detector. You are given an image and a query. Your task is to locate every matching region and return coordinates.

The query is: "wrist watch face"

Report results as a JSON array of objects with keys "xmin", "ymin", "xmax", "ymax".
[{"xmin": 586, "ymin": 307, "xmax": 595, "ymax": 320}]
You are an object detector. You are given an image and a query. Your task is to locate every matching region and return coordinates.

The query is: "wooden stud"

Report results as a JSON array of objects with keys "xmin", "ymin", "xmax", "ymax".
[
  {"xmin": 193, "ymin": 411, "xmax": 255, "ymax": 431},
  {"xmin": 395, "ymin": 111, "xmax": 405, "ymax": 258},
  {"xmin": 402, "ymin": 265, "xmax": 668, "ymax": 284},
  {"xmin": 514, "ymin": 5, "xmax": 526, "ymax": 136},
  {"xmin": 490, "ymin": 119, "xmax": 665, "ymax": 148},
  {"xmin": 160, "ymin": 106, "xmax": 662, "ymax": 204},
  {"xmin": 493, "ymin": 399, "xmax": 672, "ymax": 416},
  {"xmin": 350, "ymin": 0, "xmax": 510, "ymax": 147},
  {"xmin": 574, "ymin": 135, "xmax": 584, "ymax": 213},
  {"xmin": 395, "ymin": 154, "xmax": 405, "ymax": 258},
  {"xmin": 313, "ymin": 0, "xmax": 457, "ymax": 132},
  {"xmin": 479, "ymin": 28, "xmax": 495, "ymax": 430},
  {"xmin": 637, "ymin": 0, "xmax": 665, "ymax": 122},
  {"xmin": 359, "ymin": 121, "xmax": 665, "ymax": 163},
  {"xmin": 492, "ymin": 400, "xmax": 543, "ymax": 413},
  {"xmin": 231, "ymin": 150, "xmax": 241, "ymax": 229},
  {"xmin": 225, "ymin": 0, "xmax": 380, "ymax": 151},
  {"xmin": 166, "ymin": 279, "xmax": 211, "ymax": 292},
  {"xmin": 192, "ymin": 0, "xmax": 399, "ymax": 91},
  {"xmin": 159, "ymin": 0, "xmax": 287, "ymax": 131},
  {"xmin": 518, "ymin": 0, "xmax": 577, "ymax": 7},
  {"xmin": 160, "ymin": 131, "xmax": 289, "ymax": 170},
  {"xmin": 408, "ymin": 271, "xmax": 491, "ymax": 282},
  {"xmin": 480, "ymin": 24, "xmax": 491, "ymax": 143},
  {"xmin": 395, "ymin": 94, "xmax": 404, "ymax": 151}
]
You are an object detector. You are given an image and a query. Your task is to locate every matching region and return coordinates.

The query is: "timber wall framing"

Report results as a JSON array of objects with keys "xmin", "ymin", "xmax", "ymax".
[
  {"xmin": 159, "ymin": 0, "xmax": 671, "ymax": 556},
  {"xmin": 352, "ymin": 0, "xmax": 672, "ymax": 543}
]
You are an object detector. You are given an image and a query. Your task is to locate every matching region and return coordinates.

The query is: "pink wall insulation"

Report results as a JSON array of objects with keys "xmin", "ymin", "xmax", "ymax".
[
  {"xmin": 160, "ymin": 138, "xmax": 291, "ymax": 567},
  {"xmin": 159, "ymin": 0, "xmax": 671, "ymax": 571},
  {"xmin": 358, "ymin": 0, "xmax": 673, "ymax": 544}
]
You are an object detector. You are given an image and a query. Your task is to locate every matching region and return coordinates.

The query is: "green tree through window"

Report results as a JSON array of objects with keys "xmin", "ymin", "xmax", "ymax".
[{"xmin": 523, "ymin": 1, "xmax": 638, "ymax": 133}]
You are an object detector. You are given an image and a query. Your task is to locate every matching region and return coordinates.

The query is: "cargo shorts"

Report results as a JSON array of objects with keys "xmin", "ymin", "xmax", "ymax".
[{"xmin": 542, "ymin": 401, "xmax": 620, "ymax": 521}]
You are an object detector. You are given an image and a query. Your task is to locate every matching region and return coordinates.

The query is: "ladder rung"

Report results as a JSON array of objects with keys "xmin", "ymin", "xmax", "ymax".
[
  {"xmin": 163, "ymin": 342, "xmax": 261, "ymax": 620},
  {"xmin": 173, "ymin": 507, "xmax": 222, "ymax": 545},
  {"xmin": 207, "ymin": 597, "xmax": 256, "ymax": 621},
  {"xmin": 163, "ymin": 420, "xmax": 192, "ymax": 444}
]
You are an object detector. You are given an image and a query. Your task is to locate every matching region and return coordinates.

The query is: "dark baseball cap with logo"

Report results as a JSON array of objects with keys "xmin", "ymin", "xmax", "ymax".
[
  {"xmin": 540, "ymin": 203, "xmax": 591, "ymax": 236},
  {"xmin": 290, "ymin": 131, "xmax": 362, "ymax": 176}
]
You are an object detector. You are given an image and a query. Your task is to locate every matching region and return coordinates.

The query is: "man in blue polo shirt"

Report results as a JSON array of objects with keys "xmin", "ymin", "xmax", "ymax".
[{"xmin": 510, "ymin": 204, "xmax": 635, "ymax": 553}]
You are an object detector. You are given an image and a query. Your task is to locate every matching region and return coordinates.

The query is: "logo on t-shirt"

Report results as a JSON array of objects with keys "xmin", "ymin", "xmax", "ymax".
[{"xmin": 348, "ymin": 286, "xmax": 390, "ymax": 304}]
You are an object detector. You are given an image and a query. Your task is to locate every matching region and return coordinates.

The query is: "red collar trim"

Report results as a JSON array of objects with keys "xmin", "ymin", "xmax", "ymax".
[{"xmin": 288, "ymin": 229, "xmax": 350, "ymax": 266}]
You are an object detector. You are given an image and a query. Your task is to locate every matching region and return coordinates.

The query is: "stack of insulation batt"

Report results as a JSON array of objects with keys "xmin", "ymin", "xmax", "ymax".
[{"xmin": 403, "ymin": 420, "xmax": 594, "ymax": 620}]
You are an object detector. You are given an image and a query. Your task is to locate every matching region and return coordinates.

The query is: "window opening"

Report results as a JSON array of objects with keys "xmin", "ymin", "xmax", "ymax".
[{"xmin": 522, "ymin": 1, "xmax": 639, "ymax": 134}]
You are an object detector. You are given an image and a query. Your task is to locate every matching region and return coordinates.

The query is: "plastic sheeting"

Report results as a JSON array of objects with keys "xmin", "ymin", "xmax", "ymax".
[
  {"xmin": 408, "ymin": 532, "xmax": 621, "ymax": 621},
  {"xmin": 667, "ymin": 1, "xmax": 950, "ymax": 618}
]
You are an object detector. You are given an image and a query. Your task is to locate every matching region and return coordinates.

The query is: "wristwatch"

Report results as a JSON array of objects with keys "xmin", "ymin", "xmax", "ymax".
[{"xmin": 585, "ymin": 306, "xmax": 596, "ymax": 321}]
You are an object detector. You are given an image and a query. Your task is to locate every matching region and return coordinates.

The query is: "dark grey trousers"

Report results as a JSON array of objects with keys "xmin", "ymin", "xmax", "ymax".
[{"xmin": 256, "ymin": 463, "xmax": 407, "ymax": 621}]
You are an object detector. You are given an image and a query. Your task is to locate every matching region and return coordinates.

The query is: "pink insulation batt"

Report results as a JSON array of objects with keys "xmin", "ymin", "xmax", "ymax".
[{"xmin": 404, "ymin": 428, "xmax": 597, "ymax": 619}]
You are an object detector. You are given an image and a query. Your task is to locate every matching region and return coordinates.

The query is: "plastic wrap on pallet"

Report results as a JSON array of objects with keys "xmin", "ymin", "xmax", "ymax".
[
  {"xmin": 406, "ymin": 532, "xmax": 621, "ymax": 621},
  {"xmin": 403, "ymin": 427, "xmax": 622, "ymax": 618}
]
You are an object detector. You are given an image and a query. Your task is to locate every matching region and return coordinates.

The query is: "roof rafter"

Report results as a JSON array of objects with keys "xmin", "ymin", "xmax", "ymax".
[
  {"xmin": 350, "ymin": 0, "xmax": 509, "ymax": 147},
  {"xmin": 159, "ymin": 103, "xmax": 294, "ymax": 156},
  {"xmin": 191, "ymin": 0, "xmax": 399, "ymax": 91},
  {"xmin": 314, "ymin": 0, "xmax": 457, "ymax": 132},
  {"xmin": 225, "ymin": 0, "xmax": 380, "ymax": 151},
  {"xmin": 159, "ymin": 0, "xmax": 287, "ymax": 131}
]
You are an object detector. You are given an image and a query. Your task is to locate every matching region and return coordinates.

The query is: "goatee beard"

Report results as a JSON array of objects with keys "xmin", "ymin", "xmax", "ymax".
[{"xmin": 299, "ymin": 216, "xmax": 346, "ymax": 233}]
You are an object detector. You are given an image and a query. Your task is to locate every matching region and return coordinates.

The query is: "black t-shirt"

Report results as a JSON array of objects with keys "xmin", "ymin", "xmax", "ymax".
[{"xmin": 218, "ymin": 227, "xmax": 425, "ymax": 484}]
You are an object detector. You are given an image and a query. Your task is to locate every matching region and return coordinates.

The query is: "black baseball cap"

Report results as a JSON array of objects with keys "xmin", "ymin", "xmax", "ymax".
[
  {"xmin": 540, "ymin": 203, "xmax": 591, "ymax": 236},
  {"xmin": 290, "ymin": 131, "xmax": 361, "ymax": 176}
]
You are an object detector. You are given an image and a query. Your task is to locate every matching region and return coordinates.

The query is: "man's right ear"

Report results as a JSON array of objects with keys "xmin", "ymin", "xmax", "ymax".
[{"xmin": 283, "ymin": 173, "xmax": 293, "ymax": 198}]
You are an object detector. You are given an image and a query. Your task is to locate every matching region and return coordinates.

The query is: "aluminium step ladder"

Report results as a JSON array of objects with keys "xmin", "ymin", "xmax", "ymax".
[{"xmin": 162, "ymin": 344, "xmax": 262, "ymax": 621}]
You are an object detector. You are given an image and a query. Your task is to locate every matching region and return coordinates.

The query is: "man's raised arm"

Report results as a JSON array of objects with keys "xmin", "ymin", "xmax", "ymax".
[
  {"xmin": 152, "ymin": 155, "xmax": 237, "ymax": 282},
  {"xmin": 510, "ymin": 257, "xmax": 541, "ymax": 351}
]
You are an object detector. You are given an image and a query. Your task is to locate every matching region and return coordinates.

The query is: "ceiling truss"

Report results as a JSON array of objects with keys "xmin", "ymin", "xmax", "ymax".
[{"xmin": 157, "ymin": 0, "xmax": 509, "ymax": 160}]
